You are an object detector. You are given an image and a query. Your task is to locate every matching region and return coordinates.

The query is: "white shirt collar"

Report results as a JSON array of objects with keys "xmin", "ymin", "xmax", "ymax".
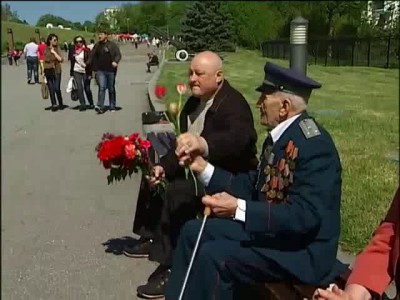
[{"xmin": 270, "ymin": 113, "xmax": 302, "ymax": 143}]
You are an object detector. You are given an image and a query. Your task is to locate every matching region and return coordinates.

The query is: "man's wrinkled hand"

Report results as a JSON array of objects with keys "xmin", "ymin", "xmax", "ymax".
[
  {"xmin": 145, "ymin": 165, "xmax": 165, "ymax": 188},
  {"xmin": 202, "ymin": 192, "xmax": 238, "ymax": 218},
  {"xmin": 185, "ymin": 155, "xmax": 208, "ymax": 174},
  {"xmin": 313, "ymin": 284, "xmax": 362, "ymax": 300},
  {"xmin": 176, "ymin": 133, "xmax": 207, "ymax": 165}
]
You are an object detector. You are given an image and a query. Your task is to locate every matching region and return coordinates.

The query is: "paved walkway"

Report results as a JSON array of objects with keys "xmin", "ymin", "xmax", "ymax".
[{"xmin": 2, "ymin": 44, "xmax": 160, "ymax": 299}]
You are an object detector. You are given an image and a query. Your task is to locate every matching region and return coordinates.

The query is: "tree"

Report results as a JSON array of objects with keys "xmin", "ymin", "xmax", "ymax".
[
  {"xmin": 181, "ymin": 1, "xmax": 235, "ymax": 52},
  {"xmin": 1, "ymin": 3, "xmax": 25, "ymax": 24},
  {"xmin": 225, "ymin": 2, "xmax": 283, "ymax": 49},
  {"xmin": 83, "ymin": 20, "xmax": 96, "ymax": 32},
  {"xmin": 36, "ymin": 14, "xmax": 84, "ymax": 30},
  {"xmin": 166, "ymin": 1, "xmax": 190, "ymax": 36}
]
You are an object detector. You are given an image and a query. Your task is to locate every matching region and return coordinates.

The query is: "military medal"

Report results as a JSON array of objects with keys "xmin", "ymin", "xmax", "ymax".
[
  {"xmin": 284, "ymin": 164, "xmax": 290, "ymax": 177},
  {"xmin": 278, "ymin": 176, "xmax": 284, "ymax": 190},
  {"xmin": 260, "ymin": 140, "xmax": 299, "ymax": 204},
  {"xmin": 289, "ymin": 172, "xmax": 294, "ymax": 184},
  {"xmin": 269, "ymin": 189, "xmax": 276, "ymax": 199},
  {"xmin": 261, "ymin": 183, "xmax": 268, "ymax": 192},
  {"xmin": 267, "ymin": 153, "xmax": 275, "ymax": 165},
  {"xmin": 283, "ymin": 178, "xmax": 289, "ymax": 187},
  {"xmin": 264, "ymin": 165, "xmax": 270, "ymax": 175},
  {"xmin": 278, "ymin": 158, "xmax": 285, "ymax": 172},
  {"xmin": 292, "ymin": 147, "xmax": 298, "ymax": 160},
  {"xmin": 285, "ymin": 140, "xmax": 294, "ymax": 154}
]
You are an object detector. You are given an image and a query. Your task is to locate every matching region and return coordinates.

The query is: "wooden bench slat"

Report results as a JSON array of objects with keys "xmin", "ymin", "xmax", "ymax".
[{"xmin": 264, "ymin": 282, "xmax": 299, "ymax": 299}]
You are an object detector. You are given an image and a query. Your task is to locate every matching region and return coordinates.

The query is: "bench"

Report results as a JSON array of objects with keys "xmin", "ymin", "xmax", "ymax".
[
  {"xmin": 260, "ymin": 270, "xmax": 350, "ymax": 300},
  {"xmin": 233, "ymin": 269, "xmax": 351, "ymax": 300}
]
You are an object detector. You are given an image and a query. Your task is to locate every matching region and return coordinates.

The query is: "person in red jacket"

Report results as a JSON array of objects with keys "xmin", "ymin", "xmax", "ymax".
[{"xmin": 314, "ymin": 187, "xmax": 399, "ymax": 300}]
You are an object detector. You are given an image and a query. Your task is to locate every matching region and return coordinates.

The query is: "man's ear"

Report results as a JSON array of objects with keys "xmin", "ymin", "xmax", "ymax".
[
  {"xmin": 216, "ymin": 70, "xmax": 223, "ymax": 84},
  {"xmin": 279, "ymin": 98, "xmax": 291, "ymax": 118}
]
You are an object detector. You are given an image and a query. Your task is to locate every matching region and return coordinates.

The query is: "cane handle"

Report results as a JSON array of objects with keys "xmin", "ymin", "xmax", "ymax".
[{"xmin": 204, "ymin": 206, "xmax": 211, "ymax": 216}]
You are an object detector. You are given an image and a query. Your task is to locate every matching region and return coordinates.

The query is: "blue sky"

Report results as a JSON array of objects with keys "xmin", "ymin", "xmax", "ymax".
[{"xmin": 4, "ymin": 1, "xmax": 138, "ymax": 25}]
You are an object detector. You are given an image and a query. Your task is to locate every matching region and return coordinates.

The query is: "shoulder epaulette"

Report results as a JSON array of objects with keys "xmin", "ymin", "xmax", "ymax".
[{"xmin": 299, "ymin": 118, "xmax": 321, "ymax": 139}]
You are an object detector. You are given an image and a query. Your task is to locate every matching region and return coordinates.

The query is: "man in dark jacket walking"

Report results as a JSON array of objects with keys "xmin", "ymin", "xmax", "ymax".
[{"xmin": 88, "ymin": 28, "xmax": 121, "ymax": 113}]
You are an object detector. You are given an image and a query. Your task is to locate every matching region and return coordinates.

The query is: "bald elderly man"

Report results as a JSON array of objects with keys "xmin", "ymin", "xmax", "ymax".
[{"xmin": 130, "ymin": 51, "xmax": 258, "ymax": 298}]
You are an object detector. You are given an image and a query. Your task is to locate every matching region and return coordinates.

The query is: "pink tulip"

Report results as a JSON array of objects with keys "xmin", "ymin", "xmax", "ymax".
[{"xmin": 176, "ymin": 83, "xmax": 187, "ymax": 95}]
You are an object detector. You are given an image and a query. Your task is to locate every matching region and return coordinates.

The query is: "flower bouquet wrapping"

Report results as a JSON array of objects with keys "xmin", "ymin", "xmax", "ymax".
[{"xmin": 95, "ymin": 132, "xmax": 159, "ymax": 186}]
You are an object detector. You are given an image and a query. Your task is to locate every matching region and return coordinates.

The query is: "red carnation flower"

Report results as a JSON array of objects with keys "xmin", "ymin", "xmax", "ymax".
[
  {"xmin": 125, "ymin": 144, "xmax": 136, "ymax": 159},
  {"xmin": 140, "ymin": 139, "xmax": 151, "ymax": 149}
]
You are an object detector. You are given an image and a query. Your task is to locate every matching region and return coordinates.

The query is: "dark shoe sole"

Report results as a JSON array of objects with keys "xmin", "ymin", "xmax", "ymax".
[
  {"xmin": 122, "ymin": 250, "xmax": 149, "ymax": 258},
  {"xmin": 137, "ymin": 292, "xmax": 165, "ymax": 299}
]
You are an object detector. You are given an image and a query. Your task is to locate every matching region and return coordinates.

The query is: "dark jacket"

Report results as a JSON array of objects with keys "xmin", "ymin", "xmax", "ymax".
[
  {"xmin": 206, "ymin": 111, "xmax": 346, "ymax": 285},
  {"xmin": 88, "ymin": 40, "xmax": 121, "ymax": 72},
  {"xmin": 149, "ymin": 55, "xmax": 159, "ymax": 64},
  {"xmin": 160, "ymin": 80, "xmax": 258, "ymax": 179}
]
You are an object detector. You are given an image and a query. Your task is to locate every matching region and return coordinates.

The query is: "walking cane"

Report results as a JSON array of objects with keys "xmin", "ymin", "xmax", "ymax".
[{"xmin": 178, "ymin": 205, "xmax": 211, "ymax": 300}]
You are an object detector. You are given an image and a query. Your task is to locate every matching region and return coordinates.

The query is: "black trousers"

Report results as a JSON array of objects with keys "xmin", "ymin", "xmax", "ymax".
[
  {"xmin": 133, "ymin": 175, "xmax": 203, "ymax": 266},
  {"xmin": 147, "ymin": 62, "xmax": 159, "ymax": 72}
]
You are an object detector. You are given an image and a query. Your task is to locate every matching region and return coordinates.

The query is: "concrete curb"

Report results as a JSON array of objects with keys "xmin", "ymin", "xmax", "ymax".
[{"xmin": 147, "ymin": 48, "xmax": 167, "ymax": 112}]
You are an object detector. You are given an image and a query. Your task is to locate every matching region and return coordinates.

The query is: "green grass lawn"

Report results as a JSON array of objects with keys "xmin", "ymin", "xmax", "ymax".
[
  {"xmin": 157, "ymin": 48, "xmax": 399, "ymax": 254},
  {"xmin": 2, "ymin": 21, "xmax": 96, "ymax": 54}
]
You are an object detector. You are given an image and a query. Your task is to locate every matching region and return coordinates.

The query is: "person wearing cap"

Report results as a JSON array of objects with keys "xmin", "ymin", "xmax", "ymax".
[{"xmin": 165, "ymin": 62, "xmax": 345, "ymax": 300}]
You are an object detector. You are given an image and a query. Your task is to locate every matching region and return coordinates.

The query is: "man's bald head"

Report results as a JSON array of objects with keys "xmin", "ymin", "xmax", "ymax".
[
  {"xmin": 191, "ymin": 51, "xmax": 223, "ymax": 73},
  {"xmin": 188, "ymin": 51, "xmax": 224, "ymax": 100}
]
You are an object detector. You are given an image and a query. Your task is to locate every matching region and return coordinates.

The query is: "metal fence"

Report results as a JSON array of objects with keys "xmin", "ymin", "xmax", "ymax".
[{"xmin": 261, "ymin": 35, "xmax": 400, "ymax": 69}]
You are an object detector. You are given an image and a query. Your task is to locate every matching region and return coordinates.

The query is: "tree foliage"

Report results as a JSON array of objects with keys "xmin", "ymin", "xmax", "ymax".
[
  {"xmin": 36, "ymin": 14, "xmax": 90, "ymax": 31},
  {"xmin": 180, "ymin": 1, "xmax": 235, "ymax": 52},
  {"xmin": 1, "ymin": 4, "xmax": 27, "ymax": 24}
]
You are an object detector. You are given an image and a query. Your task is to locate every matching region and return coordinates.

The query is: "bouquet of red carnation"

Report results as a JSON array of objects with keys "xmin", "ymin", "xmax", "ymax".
[{"xmin": 95, "ymin": 132, "xmax": 153, "ymax": 184}]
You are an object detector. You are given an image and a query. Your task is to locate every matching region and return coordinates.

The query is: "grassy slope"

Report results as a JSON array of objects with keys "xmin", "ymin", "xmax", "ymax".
[
  {"xmin": 2, "ymin": 21, "xmax": 96, "ymax": 53},
  {"xmin": 158, "ymin": 48, "xmax": 399, "ymax": 254}
]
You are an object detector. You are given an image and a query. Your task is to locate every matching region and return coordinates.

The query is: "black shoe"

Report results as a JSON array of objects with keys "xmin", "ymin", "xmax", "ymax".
[
  {"xmin": 95, "ymin": 106, "xmax": 104, "ymax": 114},
  {"xmin": 59, "ymin": 105, "xmax": 65, "ymax": 110},
  {"xmin": 147, "ymin": 265, "xmax": 170, "ymax": 283},
  {"xmin": 51, "ymin": 106, "xmax": 58, "ymax": 112},
  {"xmin": 79, "ymin": 105, "xmax": 86, "ymax": 111},
  {"xmin": 88, "ymin": 105, "xmax": 95, "ymax": 110},
  {"xmin": 123, "ymin": 239, "xmax": 152, "ymax": 258},
  {"xmin": 137, "ymin": 268, "xmax": 170, "ymax": 299}
]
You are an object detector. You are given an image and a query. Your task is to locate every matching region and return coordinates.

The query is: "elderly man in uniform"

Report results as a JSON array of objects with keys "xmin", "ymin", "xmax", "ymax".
[
  {"xmin": 129, "ymin": 51, "xmax": 258, "ymax": 298},
  {"xmin": 165, "ymin": 62, "xmax": 347, "ymax": 300}
]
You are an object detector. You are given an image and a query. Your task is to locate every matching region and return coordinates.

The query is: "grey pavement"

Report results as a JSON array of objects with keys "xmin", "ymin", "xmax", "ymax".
[{"xmin": 2, "ymin": 44, "xmax": 161, "ymax": 299}]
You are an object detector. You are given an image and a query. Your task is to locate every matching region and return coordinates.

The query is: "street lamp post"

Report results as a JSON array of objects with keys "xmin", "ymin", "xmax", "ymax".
[
  {"xmin": 290, "ymin": 16, "xmax": 309, "ymax": 75},
  {"xmin": 7, "ymin": 28, "xmax": 15, "ymax": 50}
]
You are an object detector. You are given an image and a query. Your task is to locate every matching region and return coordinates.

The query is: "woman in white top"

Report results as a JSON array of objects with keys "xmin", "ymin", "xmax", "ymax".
[{"xmin": 71, "ymin": 36, "xmax": 94, "ymax": 111}]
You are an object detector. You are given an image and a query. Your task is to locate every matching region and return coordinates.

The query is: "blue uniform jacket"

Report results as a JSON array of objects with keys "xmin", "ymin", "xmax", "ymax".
[{"xmin": 206, "ymin": 112, "xmax": 347, "ymax": 285}]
